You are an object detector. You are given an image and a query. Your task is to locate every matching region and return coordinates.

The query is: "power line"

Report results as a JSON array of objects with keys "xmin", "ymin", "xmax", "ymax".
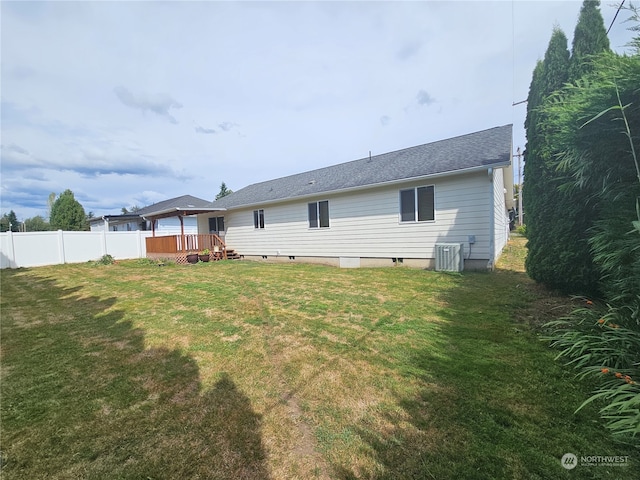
[{"xmin": 607, "ymin": 0, "xmax": 625, "ymax": 35}]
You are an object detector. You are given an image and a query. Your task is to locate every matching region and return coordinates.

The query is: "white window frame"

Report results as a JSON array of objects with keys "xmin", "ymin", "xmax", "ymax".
[
  {"xmin": 308, "ymin": 200, "xmax": 330, "ymax": 229},
  {"xmin": 399, "ymin": 185, "xmax": 435, "ymax": 223}
]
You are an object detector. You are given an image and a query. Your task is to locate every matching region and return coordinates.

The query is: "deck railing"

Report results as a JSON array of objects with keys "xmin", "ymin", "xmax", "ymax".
[{"xmin": 146, "ymin": 234, "xmax": 227, "ymax": 259}]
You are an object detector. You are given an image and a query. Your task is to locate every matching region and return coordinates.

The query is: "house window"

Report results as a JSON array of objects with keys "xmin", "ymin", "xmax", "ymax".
[
  {"xmin": 209, "ymin": 216, "xmax": 225, "ymax": 233},
  {"xmin": 253, "ymin": 209, "xmax": 265, "ymax": 229},
  {"xmin": 308, "ymin": 200, "xmax": 329, "ymax": 228},
  {"xmin": 400, "ymin": 186, "xmax": 434, "ymax": 222}
]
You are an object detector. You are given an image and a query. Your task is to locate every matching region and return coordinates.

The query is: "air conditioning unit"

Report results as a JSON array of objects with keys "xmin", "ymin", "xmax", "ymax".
[{"xmin": 435, "ymin": 243, "xmax": 464, "ymax": 272}]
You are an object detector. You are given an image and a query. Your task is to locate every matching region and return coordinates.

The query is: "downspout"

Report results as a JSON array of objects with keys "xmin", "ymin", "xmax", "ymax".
[{"xmin": 488, "ymin": 168, "xmax": 495, "ymax": 270}]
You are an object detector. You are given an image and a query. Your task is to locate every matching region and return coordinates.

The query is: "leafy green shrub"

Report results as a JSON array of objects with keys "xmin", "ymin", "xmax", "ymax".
[
  {"xmin": 135, "ymin": 257, "xmax": 174, "ymax": 267},
  {"xmin": 526, "ymin": 48, "xmax": 640, "ymax": 297},
  {"xmin": 590, "ymin": 216, "xmax": 640, "ymax": 318},
  {"xmin": 582, "ymin": 368, "xmax": 640, "ymax": 440},
  {"xmin": 545, "ymin": 299, "xmax": 640, "ymax": 441},
  {"xmin": 514, "ymin": 224, "xmax": 527, "ymax": 237},
  {"xmin": 93, "ymin": 254, "xmax": 115, "ymax": 266}
]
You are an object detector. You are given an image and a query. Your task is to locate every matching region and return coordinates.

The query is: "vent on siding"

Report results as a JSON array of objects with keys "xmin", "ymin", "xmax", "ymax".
[{"xmin": 435, "ymin": 243, "xmax": 464, "ymax": 272}]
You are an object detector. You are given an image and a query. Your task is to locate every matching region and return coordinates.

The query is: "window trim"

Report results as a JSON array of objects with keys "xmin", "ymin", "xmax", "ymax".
[
  {"xmin": 308, "ymin": 200, "xmax": 330, "ymax": 229},
  {"xmin": 253, "ymin": 209, "xmax": 265, "ymax": 229},
  {"xmin": 399, "ymin": 185, "xmax": 435, "ymax": 223}
]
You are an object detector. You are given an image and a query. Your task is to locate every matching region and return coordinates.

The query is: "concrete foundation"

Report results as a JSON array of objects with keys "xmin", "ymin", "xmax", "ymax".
[{"xmin": 239, "ymin": 255, "xmax": 490, "ymax": 270}]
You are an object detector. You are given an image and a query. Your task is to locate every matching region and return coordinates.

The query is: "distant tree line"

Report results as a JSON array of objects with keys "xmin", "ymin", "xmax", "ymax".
[
  {"xmin": 1, "ymin": 189, "xmax": 90, "ymax": 232},
  {"xmin": 3, "ymin": 182, "xmax": 234, "ymax": 232},
  {"xmin": 0, "ymin": 211, "xmax": 20, "ymax": 232}
]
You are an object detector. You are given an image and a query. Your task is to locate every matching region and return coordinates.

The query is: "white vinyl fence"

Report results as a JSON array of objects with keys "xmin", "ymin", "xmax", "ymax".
[{"xmin": 0, "ymin": 230, "xmax": 154, "ymax": 269}]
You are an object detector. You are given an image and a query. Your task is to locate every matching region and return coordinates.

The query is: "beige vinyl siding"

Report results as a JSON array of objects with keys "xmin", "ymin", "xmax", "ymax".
[{"xmin": 224, "ymin": 171, "xmax": 493, "ymax": 260}]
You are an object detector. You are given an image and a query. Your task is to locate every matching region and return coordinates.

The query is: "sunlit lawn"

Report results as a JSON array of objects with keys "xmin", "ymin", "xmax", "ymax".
[{"xmin": 1, "ymin": 237, "xmax": 636, "ymax": 479}]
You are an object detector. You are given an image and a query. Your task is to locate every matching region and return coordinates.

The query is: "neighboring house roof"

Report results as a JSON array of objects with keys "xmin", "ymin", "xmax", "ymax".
[
  {"xmin": 212, "ymin": 124, "xmax": 512, "ymax": 210},
  {"xmin": 136, "ymin": 195, "xmax": 214, "ymax": 215},
  {"xmin": 137, "ymin": 194, "xmax": 224, "ymax": 220},
  {"xmin": 88, "ymin": 214, "xmax": 141, "ymax": 225},
  {"xmin": 90, "ymin": 195, "xmax": 221, "ymax": 223}
]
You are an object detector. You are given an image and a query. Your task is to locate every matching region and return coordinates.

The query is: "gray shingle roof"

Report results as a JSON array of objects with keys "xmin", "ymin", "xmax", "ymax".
[
  {"xmin": 212, "ymin": 124, "xmax": 512, "ymax": 209},
  {"xmin": 136, "ymin": 195, "xmax": 213, "ymax": 215}
]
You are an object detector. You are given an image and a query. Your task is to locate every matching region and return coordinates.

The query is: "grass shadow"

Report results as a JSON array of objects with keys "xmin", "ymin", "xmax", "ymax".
[
  {"xmin": 1, "ymin": 268, "xmax": 270, "ymax": 479},
  {"xmin": 330, "ymin": 252, "xmax": 638, "ymax": 479}
]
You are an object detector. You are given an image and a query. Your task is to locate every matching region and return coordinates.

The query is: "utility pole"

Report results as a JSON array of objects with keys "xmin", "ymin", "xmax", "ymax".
[{"xmin": 514, "ymin": 147, "xmax": 524, "ymax": 226}]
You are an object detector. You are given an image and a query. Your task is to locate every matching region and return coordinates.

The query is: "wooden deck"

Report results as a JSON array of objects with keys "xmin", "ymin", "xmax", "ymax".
[{"xmin": 146, "ymin": 234, "xmax": 229, "ymax": 264}]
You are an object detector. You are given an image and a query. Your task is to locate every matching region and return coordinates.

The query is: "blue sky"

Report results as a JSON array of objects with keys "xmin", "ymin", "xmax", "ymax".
[{"xmin": 1, "ymin": 0, "xmax": 636, "ymax": 221}]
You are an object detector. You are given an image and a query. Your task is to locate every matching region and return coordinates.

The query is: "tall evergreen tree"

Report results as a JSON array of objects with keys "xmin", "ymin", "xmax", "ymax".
[
  {"xmin": 215, "ymin": 182, "xmax": 233, "ymax": 200},
  {"xmin": 50, "ymin": 190, "xmax": 87, "ymax": 231},
  {"xmin": 542, "ymin": 50, "xmax": 640, "ymax": 441},
  {"xmin": 522, "ymin": 60, "xmax": 545, "ymax": 249},
  {"xmin": 524, "ymin": 28, "xmax": 577, "ymax": 291},
  {"xmin": 523, "ymin": 60, "xmax": 545, "ymax": 141},
  {"xmin": 0, "ymin": 211, "xmax": 20, "ymax": 232},
  {"xmin": 47, "ymin": 192, "xmax": 56, "ymax": 221},
  {"xmin": 546, "ymin": 52, "xmax": 640, "ymax": 301},
  {"xmin": 541, "ymin": 0, "xmax": 611, "ymax": 294},
  {"xmin": 569, "ymin": 0, "xmax": 610, "ymax": 81}
]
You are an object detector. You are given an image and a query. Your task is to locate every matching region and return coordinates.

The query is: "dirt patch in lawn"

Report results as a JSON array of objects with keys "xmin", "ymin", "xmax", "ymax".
[
  {"xmin": 513, "ymin": 282, "xmax": 577, "ymax": 329},
  {"xmin": 496, "ymin": 236, "xmax": 575, "ymax": 329}
]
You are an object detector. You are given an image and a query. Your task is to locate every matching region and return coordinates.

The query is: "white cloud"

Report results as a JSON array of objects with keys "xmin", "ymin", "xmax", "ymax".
[
  {"xmin": 416, "ymin": 90, "xmax": 436, "ymax": 106},
  {"xmin": 195, "ymin": 125, "xmax": 216, "ymax": 135},
  {"xmin": 0, "ymin": 0, "xmax": 636, "ymax": 220},
  {"xmin": 218, "ymin": 122, "xmax": 237, "ymax": 132},
  {"xmin": 114, "ymin": 86, "xmax": 183, "ymax": 124}
]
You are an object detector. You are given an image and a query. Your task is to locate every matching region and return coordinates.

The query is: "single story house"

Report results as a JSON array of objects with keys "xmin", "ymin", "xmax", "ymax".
[
  {"xmin": 88, "ymin": 213, "xmax": 146, "ymax": 232},
  {"xmin": 207, "ymin": 124, "xmax": 515, "ymax": 270},
  {"xmin": 89, "ymin": 195, "xmax": 212, "ymax": 234}
]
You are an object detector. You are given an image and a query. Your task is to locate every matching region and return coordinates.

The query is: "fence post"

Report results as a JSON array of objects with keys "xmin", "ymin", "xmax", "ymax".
[
  {"xmin": 57, "ymin": 230, "xmax": 66, "ymax": 264},
  {"xmin": 101, "ymin": 230, "xmax": 107, "ymax": 256},
  {"xmin": 137, "ymin": 230, "xmax": 143, "ymax": 258},
  {"xmin": 7, "ymin": 230, "xmax": 17, "ymax": 268}
]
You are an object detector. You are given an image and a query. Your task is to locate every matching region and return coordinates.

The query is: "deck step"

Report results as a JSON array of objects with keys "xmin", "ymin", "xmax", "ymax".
[{"xmin": 225, "ymin": 249, "xmax": 241, "ymax": 260}]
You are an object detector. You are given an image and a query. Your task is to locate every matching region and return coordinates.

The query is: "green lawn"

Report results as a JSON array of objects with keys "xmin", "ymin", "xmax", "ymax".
[{"xmin": 1, "ymin": 237, "xmax": 637, "ymax": 479}]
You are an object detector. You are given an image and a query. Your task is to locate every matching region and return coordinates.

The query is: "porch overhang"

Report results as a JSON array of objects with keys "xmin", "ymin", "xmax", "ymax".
[
  {"xmin": 142, "ymin": 207, "xmax": 227, "ymax": 238},
  {"xmin": 141, "ymin": 207, "xmax": 226, "ymax": 221}
]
